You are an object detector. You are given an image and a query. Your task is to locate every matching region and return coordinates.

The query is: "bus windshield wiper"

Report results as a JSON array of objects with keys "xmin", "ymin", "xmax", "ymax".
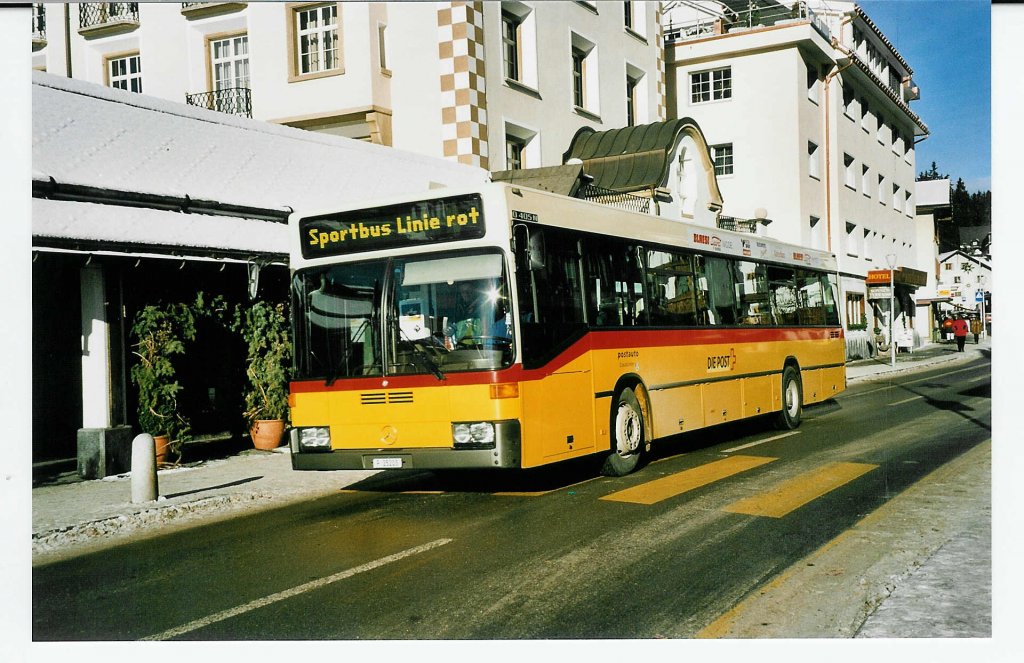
[{"xmin": 399, "ymin": 328, "xmax": 445, "ymax": 381}]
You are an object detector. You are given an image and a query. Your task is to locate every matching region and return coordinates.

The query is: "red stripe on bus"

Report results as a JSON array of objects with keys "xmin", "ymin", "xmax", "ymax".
[{"xmin": 289, "ymin": 326, "xmax": 843, "ymax": 394}]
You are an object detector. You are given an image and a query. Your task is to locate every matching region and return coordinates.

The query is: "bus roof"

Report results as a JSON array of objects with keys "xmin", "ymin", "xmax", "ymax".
[{"xmin": 291, "ymin": 182, "xmax": 838, "ymax": 273}]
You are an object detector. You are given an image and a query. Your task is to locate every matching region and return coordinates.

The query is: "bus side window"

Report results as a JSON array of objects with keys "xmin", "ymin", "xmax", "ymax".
[
  {"xmin": 645, "ymin": 249, "xmax": 697, "ymax": 326},
  {"xmin": 796, "ymin": 269, "xmax": 826, "ymax": 325},
  {"xmin": 767, "ymin": 265, "xmax": 799, "ymax": 326}
]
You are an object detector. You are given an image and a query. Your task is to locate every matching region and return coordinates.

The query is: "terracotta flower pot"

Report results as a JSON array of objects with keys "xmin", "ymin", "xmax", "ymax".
[
  {"xmin": 154, "ymin": 434, "xmax": 171, "ymax": 465},
  {"xmin": 250, "ymin": 419, "xmax": 286, "ymax": 450}
]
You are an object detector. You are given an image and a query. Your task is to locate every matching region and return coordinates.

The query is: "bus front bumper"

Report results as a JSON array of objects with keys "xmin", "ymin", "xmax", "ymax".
[{"xmin": 289, "ymin": 420, "xmax": 521, "ymax": 471}]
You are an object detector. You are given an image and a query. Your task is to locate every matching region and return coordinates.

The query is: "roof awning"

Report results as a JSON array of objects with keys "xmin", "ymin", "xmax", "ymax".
[{"xmin": 32, "ymin": 197, "xmax": 288, "ymax": 263}]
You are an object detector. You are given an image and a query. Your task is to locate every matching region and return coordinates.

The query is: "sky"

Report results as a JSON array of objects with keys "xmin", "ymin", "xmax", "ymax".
[{"xmin": 858, "ymin": 0, "xmax": 991, "ymax": 193}]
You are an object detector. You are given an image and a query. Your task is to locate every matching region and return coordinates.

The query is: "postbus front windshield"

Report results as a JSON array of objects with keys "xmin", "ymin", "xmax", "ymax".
[{"xmin": 292, "ymin": 250, "xmax": 514, "ymax": 382}]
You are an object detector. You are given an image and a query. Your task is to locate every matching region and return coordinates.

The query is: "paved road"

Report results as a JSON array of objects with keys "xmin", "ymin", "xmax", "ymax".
[{"xmin": 32, "ymin": 356, "xmax": 991, "ymax": 641}]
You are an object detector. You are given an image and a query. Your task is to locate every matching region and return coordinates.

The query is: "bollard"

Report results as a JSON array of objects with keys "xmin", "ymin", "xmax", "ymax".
[{"xmin": 131, "ymin": 433, "xmax": 159, "ymax": 503}]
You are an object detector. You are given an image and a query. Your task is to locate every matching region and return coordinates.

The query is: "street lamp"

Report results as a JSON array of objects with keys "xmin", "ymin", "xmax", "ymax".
[{"xmin": 886, "ymin": 253, "xmax": 897, "ymax": 368}]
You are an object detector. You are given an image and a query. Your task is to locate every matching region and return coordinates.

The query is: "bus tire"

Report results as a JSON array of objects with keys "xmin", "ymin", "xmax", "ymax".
[
  {"xmin": 775, "ymin": 365, "xmax": 803, "ymax": 430},
  {"xmin": 601, "ymin": 387, "xmax": 645, "ymax": 477}
]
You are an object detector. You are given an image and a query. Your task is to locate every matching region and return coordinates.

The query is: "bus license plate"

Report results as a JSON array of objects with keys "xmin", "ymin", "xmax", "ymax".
[{"xmin": 372, "ymin": 457, "xmax": 403, "ymax": 469}]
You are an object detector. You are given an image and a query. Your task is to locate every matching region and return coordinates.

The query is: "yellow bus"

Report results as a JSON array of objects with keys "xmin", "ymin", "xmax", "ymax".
[{"xmin": 288, "ymin": 183, "xmax": 845, "ymax": 476}]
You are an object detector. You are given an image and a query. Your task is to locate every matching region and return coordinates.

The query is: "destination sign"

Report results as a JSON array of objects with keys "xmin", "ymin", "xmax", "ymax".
[{"xmin": 299, "ymin": 194, "xmax": 485, "ymax": 258}]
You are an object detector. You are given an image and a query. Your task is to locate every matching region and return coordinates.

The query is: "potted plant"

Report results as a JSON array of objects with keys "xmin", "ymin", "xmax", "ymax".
[
  {"xmin": 238, "ymin": 300, "xmax": 292, "ymax": 450},
  {"xmin": 130, "ymin": 302, "xmax": 196, "ymax": 464}
]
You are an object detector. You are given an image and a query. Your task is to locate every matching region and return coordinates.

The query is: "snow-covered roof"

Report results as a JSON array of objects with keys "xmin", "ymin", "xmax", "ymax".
[
  {"xmin": 34, "ymin": 197, "xmax": 288, "ymax": 260},
  {"xmin": 32, "ymin": 72, "xmax": 488, "ymax": 255}
]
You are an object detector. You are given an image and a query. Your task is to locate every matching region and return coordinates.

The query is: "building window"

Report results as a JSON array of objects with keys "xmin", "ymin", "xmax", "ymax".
[
  {"xmin": 623, "ymin": 1, "xmax": 633, "ymax": 29},
  {"xmin": 862, "ymin": 164, "xmax": 870, "ymax": 196},
  {"xmin": 844, "ymin": 153, "xmax": 856, "ymax": 189},
  {"xmin": 842, "ymin": 83, "xmax": 855, "ymax": 116},
  {"xmin": 806, "ymin": 62, "xmax": 820, "ymax": 103},
  {"xmin": 877, "ymin": 174, "xmax": 885, "ymax": 203},
  {"xmin": 211, "ymin": 34, "xmax": 249, "ymax": 91},
  {"xmin": 502, "ymin": 10, "xmax": 521, "ymax": 81},
  {"xmin": 905, "ymin": 190, "xmax": 913, "ymax": 216},
  {"xmin": 877, "ymin": 114, "xmax": 886, "ymax": 145},
  {"xmin": 626, "ymin": 74, "xmax": 638, "ymax": 126},
  {"xmin": 861, "ymin": 97, "xmax": 871, "ymax": 132},
  {"xmin": 809, "ymin": 216, "xmax": 825, "ymax": 250},
  {"xmin": 846, "ymin": 222, "xmax": 859, "ymax": 257},
  {"xmin": 808, "ymin": 141, "xmax": 820, "ymax": 180},
  {"xmin": 293, "ymin": 4, "xmax": 339, "ymax": 77},
  {"xmin": 505, "ymin": 121, "xmax": 538, "ymax": 170},
  {"xmin": 108, "ymin": 53, "xmax": 142, "ymax": 93},
  {"xmin": 570, "ymin": 32, "xmax": 598, "ymax": 114},
  {"xmin": 378, "ymin": 22, "xmax": 388, "ymax": 71},
  {"xmin": 506, "ymin": 136, "xmax": 525, "ymax": 170},
  {"xmin": 572, "ymin": 47, "xmax": 585, "ymax": 108},
  {"xmin": 691, "ymin": 66, "xmax": 731, "ymax": 104},
  {"xmin": 892, "ymin": 183, "xmax": 901, "ymax": 212},
  {"xmin": 953, "ymin": 276, "xmax": 961, "ymax": 284},
  {"xmin": 846, "ymin": 293, "xmax": 866, "ymax": 328},
  {"xmin": 711, "ymin": 143, "xmax": 733, "ymax": 176}
]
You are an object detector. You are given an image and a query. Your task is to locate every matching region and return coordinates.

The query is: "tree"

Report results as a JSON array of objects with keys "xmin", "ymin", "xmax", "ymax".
[{"xmin": 918, "ymin": 161, "xmax": 948, "ymax": 181}]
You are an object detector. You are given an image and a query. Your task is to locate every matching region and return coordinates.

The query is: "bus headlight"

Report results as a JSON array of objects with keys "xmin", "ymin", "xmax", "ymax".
[
  {"xmin": 452, "ymin": 422, "xmax": 496, "ymax": 448},
  {"xmin": 297, "ymin": 426, "xmax": 332, "ymax": 452}
]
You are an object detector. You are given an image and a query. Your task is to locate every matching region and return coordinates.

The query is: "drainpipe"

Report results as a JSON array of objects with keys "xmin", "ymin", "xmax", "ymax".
[{"xmin": 823, "ymin": 34, "xmax": 855, "ymax": 253}]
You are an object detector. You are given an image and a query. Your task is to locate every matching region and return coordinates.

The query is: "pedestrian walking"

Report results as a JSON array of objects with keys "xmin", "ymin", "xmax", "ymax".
[
  {"xmin": 951, "ymin": 316, "xmax": 969, "ymax": 352},
  {"xmin": 970, "ymin": 318, "xmax": 982, "ymax": 344}
]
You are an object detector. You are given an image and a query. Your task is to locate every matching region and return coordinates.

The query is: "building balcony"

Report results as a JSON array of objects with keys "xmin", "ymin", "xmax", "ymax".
[
  {"xmin": 180, "ymin": 3, "xmax": 247, "ymax": 19},
  {"xmin": 32, "ymin": 4, "xmax": 46, "ymax": 50},
  {"xmin": 78, "ymin": 3, "xmax": 139, "ymax": 38},
  {"xmin": 577, "ymin": 184, "xmax": 651, "ymax": 215},
  {"xmin": 665, "ymin": 1, "xmax": 832, "ymax": 45},
  {"xmin": 716, "ymin": 215, "xmax": 761, "ymax": 234},
  {"xmin": 186, "ymin": 87, "xmax": 252, "ymax": 119}
]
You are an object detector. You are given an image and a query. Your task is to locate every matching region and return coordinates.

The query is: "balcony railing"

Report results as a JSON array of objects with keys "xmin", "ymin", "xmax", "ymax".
[
  {"xmin": 79, "ymin": 3, "xmax": 139, "ymax": 31},
  {"xmin": 665, "ymin": 1, "xmax": 832, "ymax": 45},
  {"xmin": 186, "ymin": 87, "xmax": 253, "ymax": 118},
  {"xmin": 716, "ymin": 216, "xmax": 760, "ymax": 234},
  {"xmin": 32, "ymin": 4, "xmax": 46, "ymax": 42},
  {"xmin": 577, "ymin": 184, "xmax": 651, "ymax": 215}
]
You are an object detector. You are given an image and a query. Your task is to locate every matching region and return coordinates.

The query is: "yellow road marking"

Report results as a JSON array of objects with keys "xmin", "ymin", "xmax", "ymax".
[
  {"xmin": 721, "ymin": 431, "xmax": 800, "ymax": 454},
  {"xmin": 600, "ymin": 455, "xmax": 777, "ymax": 506},
  {"xmin": 494, "ymin": 477, "xmax": 600, "ymax": 497},
  {"xmin": 723, "ymin": 461, "xmax": 877, "ymax": 518}
]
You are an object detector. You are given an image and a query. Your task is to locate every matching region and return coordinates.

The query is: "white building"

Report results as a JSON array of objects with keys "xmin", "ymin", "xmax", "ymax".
[
  {"xmin": 31, "ymin": 2, "xmax": 664, "ymax": 171},
  {"xmin": 937, "ymin": 250, "xmax": 991, "ymax": 323},
  {"xmin": 662, "ymin": 0, "xmax": 930, "ymax": 356}
]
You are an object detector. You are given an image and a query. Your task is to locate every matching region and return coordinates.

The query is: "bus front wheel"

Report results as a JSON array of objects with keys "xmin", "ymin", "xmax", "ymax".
[
  {"xmin": 775, "ymin": 365, "xmax": 803, "ymax": 430},
  {"xmin": 601, "ymin": 387, "xmax": 645, "ymax": 476}
]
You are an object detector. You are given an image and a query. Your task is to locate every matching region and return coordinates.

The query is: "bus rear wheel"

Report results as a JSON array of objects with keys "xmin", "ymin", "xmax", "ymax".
[
  {"xmin": 601, "ymin": 387, "xmax": 645, "ymax": 476},
  {"xmin": 775, "ymin": 365, "xmax": 803, "ymax": 430}
]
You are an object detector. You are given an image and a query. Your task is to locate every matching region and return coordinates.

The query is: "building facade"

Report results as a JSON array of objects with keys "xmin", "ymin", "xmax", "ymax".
[
  {"xmin": 32, "ymin": 2, "xmax": 664, "ymax": 171},
  {"xmin": 662, "ymin": 0, "xmax": 930, "ymax": 357}
]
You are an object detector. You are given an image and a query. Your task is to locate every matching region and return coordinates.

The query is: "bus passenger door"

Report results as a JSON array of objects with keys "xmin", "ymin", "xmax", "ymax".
[{"xmin": 521, "ymin": 355, "xmax": 596, "ymax": 465}]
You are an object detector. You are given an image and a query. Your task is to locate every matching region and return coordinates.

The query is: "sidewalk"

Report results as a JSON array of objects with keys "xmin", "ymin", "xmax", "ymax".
[{"xmin": 29, "ymin": 337, "xmax": 994, "ymax": 639}]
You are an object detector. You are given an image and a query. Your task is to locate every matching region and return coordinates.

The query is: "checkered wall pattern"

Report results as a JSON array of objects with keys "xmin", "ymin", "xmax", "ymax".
[{"xmin": 437, "ymin": 1, "xmax": 489, "ymax": 170}]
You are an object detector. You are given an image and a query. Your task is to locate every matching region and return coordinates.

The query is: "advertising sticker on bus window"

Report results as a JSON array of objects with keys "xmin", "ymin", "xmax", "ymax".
[{"xmin": 299, "ymin": 194, "xmax": 486, "ymax": 258}]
